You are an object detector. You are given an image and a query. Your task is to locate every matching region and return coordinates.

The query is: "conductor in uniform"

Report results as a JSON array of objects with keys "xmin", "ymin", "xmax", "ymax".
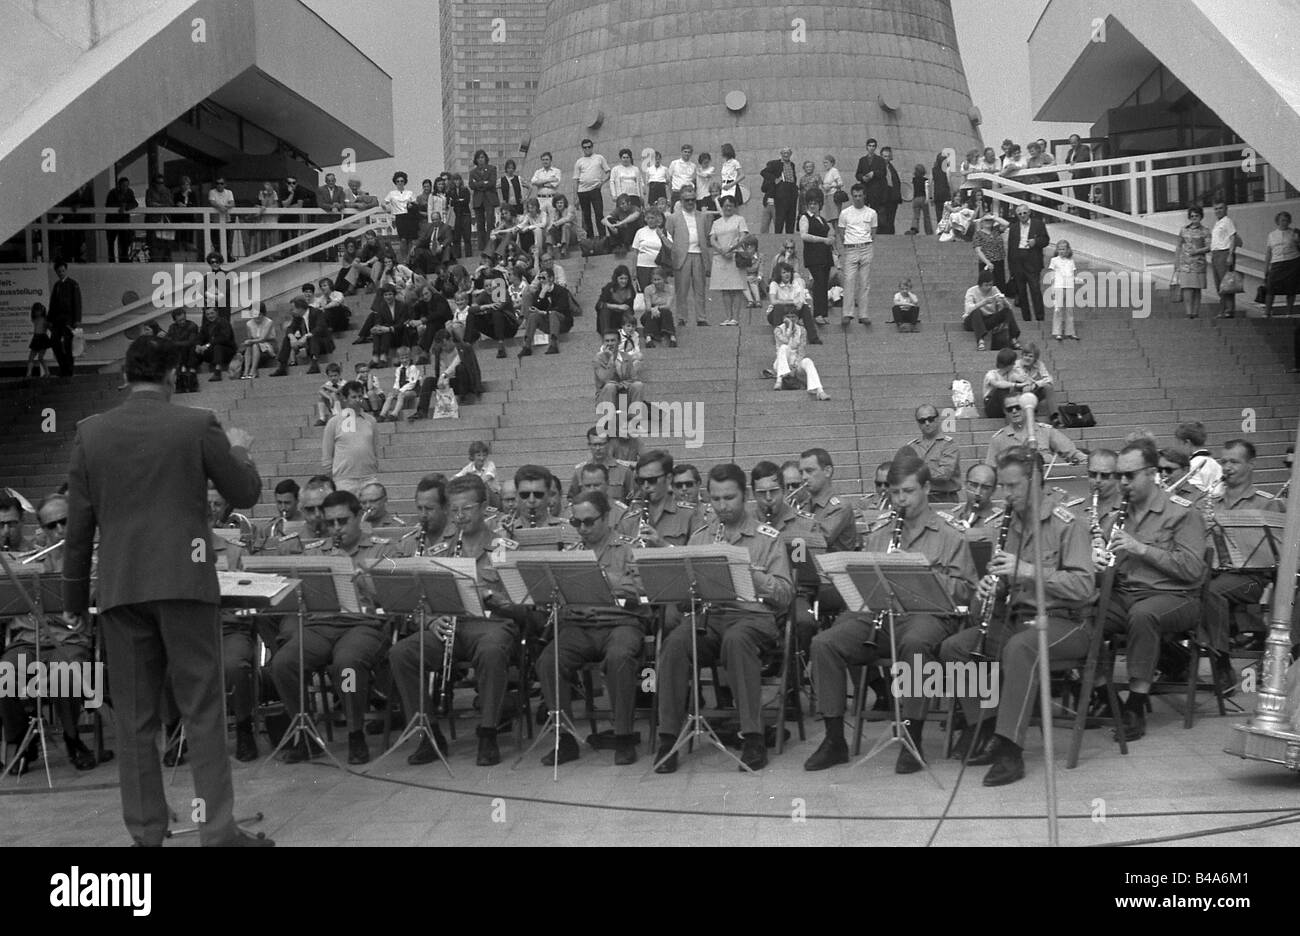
[{"xmin": 62, "ymin": 335, "xmax": 270, "ymax": 846}]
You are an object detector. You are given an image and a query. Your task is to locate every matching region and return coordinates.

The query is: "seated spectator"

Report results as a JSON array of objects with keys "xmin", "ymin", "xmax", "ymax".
[
  {"xmin": 631, "ymin": 207, "xmax": 671, "ymax": 290},
  {"xmin": 891, "ymin": 278, "xmax": 920, "ymax": 332},
  {"xmin": 518, "ymin": 266, "xmax": 575, "ymax": 357},
  {"xmin": 1012, "ymin": 343, "xmax": 1054, "ymax": 415},
  {"xmin": 337, "ymin": 230, "xmax": 384, "ymax": 294},
  {"xmin": 315, "ymin": 362, "xmax": 345, "ymax": 426},
  {"xmin": 767, "ymin": 306, "xmax": 830, "ymax": 400},
  {"xmin": 982, "ymin": 348, "xmax": 1024, "ymax": 418},
  {"xmin": 355, "ymin": 361, "xmax": 385, "ymax": 414},
  {"xmin": 596, "ymin": 265, "xmax": 637, "ymax": 335},
  {"xmin": 425, "ymin": 210, "xmax": 456, "ymax": 267},
  {"xmin": 640, "ymin": 266, "xmax": 677, "ymax": 347},
  {"xmin": 378, "ymin": 346, "xmax": 424, "ymax": 421},
  {"xmin": 165, "ymin": 307, "xmax": 200, "ymax": 392},
  {"xmin": 488, "ymin": 205, "xmax": 519, "ymax": 256},
  {"xmin": 767, "ymin": 261, "xmax": 822, "ymax": 343},
  {"xmin": 455, "ymin": 441, "xmax": 499, "ymax": 491},
  {"xmin": 271, "ymin": 298, "xmax": 310, "ymax": 375},
  {"xmin": 311, "ymin": 277, "xmax": 348, "ymax": 334},
  {"xmin": 408, "ymin": 328, "xmax": 484, "ymax": 420},
  {"xmin": 462, "ymin": 255, "xmax": 519, "ymax": 358},
  {"xmin": 239, "ymin": 302, "xmax": 278, "ymax": 379},
  {"xmin": 769, "ymin": 238, "xmax": 799, "ymax": 282},
  {"xmin": 595, "ymin": 328, "xmax": 644, "ymax": 413},
  {"xmin": 547, "ymin": 193, "xmax": 578, "ymax": 258},
  {"xmin": 195, "ymin": 306, "xmax": 236, "ymax": 381},
  {"xmin": 963, "ymin": 270, "xmax": 1021, "ymax": 351},
  {"xmin": 358, "ymin": 284, "xmax": 404, "ymax": 367},
  {"xmin": 514, "ymin": 197, "xmax": 548, "ymax": 271},
  {"xmin": 601, "ymin": 194, "xmax": 644, "ymax": 255},
  {"xmin": 375, "ymin": 255, "xmax": 414, "ymax": 297},
  {"xmin": 414, "ymin": 282, "xmax": 456, "ymax": 358}
]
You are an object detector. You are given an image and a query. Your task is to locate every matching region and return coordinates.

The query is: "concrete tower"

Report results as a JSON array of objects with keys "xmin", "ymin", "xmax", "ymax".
[{"xmin": 526, "ymin": 0, "xmax": 984, "ymax": 205}]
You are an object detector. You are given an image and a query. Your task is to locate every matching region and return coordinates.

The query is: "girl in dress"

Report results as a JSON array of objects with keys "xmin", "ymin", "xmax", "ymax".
[{"xmin": 1047, "ymin": 239, "xmax": 1080, "ymax": 340}]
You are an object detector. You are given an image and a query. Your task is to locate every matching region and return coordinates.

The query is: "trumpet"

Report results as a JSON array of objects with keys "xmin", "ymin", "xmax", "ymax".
[
  {"xmin": 785, "ymin": 481, "xmax": 808, "ymax": 507},
  {"xmin": 971, "ymin": 509, "xmax": 1014, "ymax": 661},
  {"xmin": 441, "ymin": 529, "xmax": 465, "ymax": 715}
]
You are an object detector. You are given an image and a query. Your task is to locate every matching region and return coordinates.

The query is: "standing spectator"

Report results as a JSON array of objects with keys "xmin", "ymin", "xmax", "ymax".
[
  {"xmin": 277, "ymin": 174, "xmax": 314, "ymax": 258},
  {"xmin": 145, "ymin": 173, "xmax": 175, "ymax": 261},
  {"xmin": 1209, "ymin": 199, "xmax": 1241, "ymax": 319},
  {"xmin": 668, "ymin": 185, "xmax": 713, "ymax": 327},
  {"xmin": 318, "ymin": 172, "xmax": 348, "ymax": 216},
  {"xmin": 799, "ymin": 190, "xmax": 835, "ymax": 326},
  {"xmin": 719, "ymin": 143, "xmax": 744, "ymax": 206},
  {"xmin": 855, "ymin": 139, "xmax": 888, "ymax": 217},
  {"xmin": 1047, "ymin": 240, "xmax": 1080, "ymax": 341},
  {"xmin": 1064, "ymin": 134, "xmax": 1093, "ymax": 210},
  {"xmin": 958, "ymin": 148, "xmax": 982, "ymax": 209},
  {"xmin": 631, "ymin": 206, "xmax": 671, "ymax": 290},
  {"xmin": 468, "ymin": 151, "xmax": 499, "ymax": 252},
  {"xmin": 644, "ymin": 150, "xmax": 670, "ymax": 206},
  {"xmin": 1263, "ymin": 211, "xmax": 1300, "ymax": 318},
  {"xmin": 528, "ymin": 151, "xmax": 562, "ymax": 217},
  {"xmin": 26, "ymin": 303, "xmax": 51, "ymax": 378},
  {"xmin": 429, "ymin": 176, "xmax": 451, "ymax": 229},
  {"xmin": 105, "ymin": 176, "xmax": 138, "ymax": 262},
  {"xmin": 667, "ymin": 144, "xmax": 697, "ymax": 209},
  {"xmin": 172, "ymin": 175, "xmax": 199, "ymax": 257},
  {"xmin": 195, "ymin": 306, "xmax": 235, "ymax": 381},
  {"xmin": 909, "ymin": 163, "xmax": 932, "ymax": 235},
  {"xmin": 931, "ymin": 151, "xmax": 952, "ymax": 224},
  {"xmin": 609, "ymin": 148, "xmax": 645, "ymax": 206},
  {"xmin": 47, "ymin": 260, "xmax": 82, "ymax": 378},
  {"xmin": 709, "ymin": 195, "xmax": 750, "ymax": 327},
  {"xmin": 761, "ymin": 147, "xmax": 800, "ymax": 234},
  {"xmin": 695, "ymin": 152, "xmax": 717, "ymax": 203},
  {"xmin": 1006, "ymin": 205, "xmax": 1050, "ymax": 322},
  {"xmin": 321, "ymin": 381, "xmax": 380, "ymax": 494},
  {"xmin": 973, "ymin": 214, "xmax": 1010, "ymax": 294},
  {"xmin": 1173, "ymin": 205, "xmax": 1210, "ymax": 319},
  {"xmin": 207, "ymin": 176, "xmax": 236, "ymax": 260},
  {"xmin": 821, "ymin": 155, "xmax": 844, "ymax": 224},
  {"xmin": 835, "ymin": 183, "xmax": 877, "ymax": 325},
  {"xmin": 878, "ymin": 147, "xmax": 903, "ymax": 235},
  {"xmin": 573, "ymin": 139, "xmax": 611, "ymax": 240},
  {"xmin": 447, "ymin": 174, "xmax": 473, "ymax": 258},
  {"xmin": 963, "ymin": 270, "xmax": 1021, "ymax": 351},
  {"xmin": 499, "ymin": 159, "xmax": 525, "ymax": 217},
  {"xmin": 797, "ymin": 159, "xmax": 821, "ymax": 215},
  {"xmin": 253, "ymin": 181, "xmax": 279, "ymax": 256},
  {"xmin": 238, "ymin": 302, "xmax": 278, "ymax": 379},
  {"xmin": 385, "ymin": 171, "xmax": 418, "ymax": 263},
  {"xmin": 547, "ymin": 193, "xmax": 578, "ymax": 258},
  {"xmin": 641, "ymin": 267, "xmax": 677, "ymax": 347}
]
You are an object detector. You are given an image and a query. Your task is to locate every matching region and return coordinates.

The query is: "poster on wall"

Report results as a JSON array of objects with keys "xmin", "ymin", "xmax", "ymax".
[{"xmin": 0, "ymin": 265, "xmax": 49, "ymax": 362}]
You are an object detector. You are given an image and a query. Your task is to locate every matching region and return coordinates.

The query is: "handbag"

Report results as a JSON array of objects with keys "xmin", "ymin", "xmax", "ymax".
[
  {"xmin": 1254, "ymin": 285, "xmax": 1268, "ymax": 304},
  {"xmin": 1168, "ymin": 276, "xmax": 1182, "ymax": 303},
  {"xmin": 432, "ymin": 386, "xmax": 459, "ymax": 419},
  {"xmin": 1055, "ymin": 402, "xmax": 1096, "ymax": 429},
  {"xmin": 655, "ymin": 232, "xmax": 672, "ymax": 269},
  {"xmin": 1218, "ymin": 270, "xmax": 1244, "ymax": 295},
  {"xmin": 833, "ymin": 190, "xmax": 849, "ymax": 206},
  {"xmin": 733, "ymin": 247, "xmax": 754, "ymax": 270}
]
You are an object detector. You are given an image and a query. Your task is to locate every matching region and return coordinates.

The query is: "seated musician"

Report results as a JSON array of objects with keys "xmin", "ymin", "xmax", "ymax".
[
  {"xmin": 1, "ymin": 494, "xmax": 99, "ymax": 773},
  {"xmin": 273, "ymin": 476, "xmax": 334, "ymax": 556},
  {"xmin": 654, "ymin": 463, "xmax": 794, "ymax": 773},
  {"xmin": 397, "ymin": 474, "xmax": 450, "ymax": 556},
  {"xmin": 1101, "ymin": 441, "xmax": 1207, "ymax": 741},
  {"xmin": 572, "ymin": 427, "xmax": 634, "ymax": 505},
  {"xmin": 939, "ymin": 447, "xmax": 1096, "ymax": 785},
  {"xmin": 503, "ymin": 464, "xmax": 569, "ymax": 535},
  {"xmin": 985, "ymin": 394, "xmax": 1086, "ymax": 467},
  {"xmin": 937, "ymin": 463, "xmax": 1004, "ymax": 538},
  {"xmin": 791, "ymin": 448, "xmax": 859, "ymax": 552},
  {"xmin": 1155, "ymin": 448, "xmax": 1194, "ymax": 500},
  {"xmin": 804, "ymin": 455, "xmax": 975, "ymax": 773},
  {"xmin": 389, "ymin": 475, "xmax": 529, "ymax": 767},
  {"xmin": 571, "ymin": 462, "xmax": 629, "ymax": 527},
  {"xmin": 268, "ymin": 491, "xmax": 394, "ymax": 765},
  {"xmin": 1201, "ymin": 439, "xmax": 1284, "ymax": 695},
  {"xmin": 537, "ymin": 491, "xmax": 649, "ymax": 766},
  {"xmin": 359, "ymin": 482, "xmax": 407, "ymax": 530},
  {"xmin": 616, "ymin": 450, "xmax": 698, "ymax": 547},
  {"xmin": 750, "ymin": 460, "xmax": 822, "ymax": 650},
  {"xmin": 255, "ymin": 478, "xmax": 305, "ymax": 553},
  {"xmin": 209, "ymin": 480, "xmax": 257, "ymax": 551},
  {"xmin": 207, "ymin": 484, "xmax": 260, "ymax": 761}
]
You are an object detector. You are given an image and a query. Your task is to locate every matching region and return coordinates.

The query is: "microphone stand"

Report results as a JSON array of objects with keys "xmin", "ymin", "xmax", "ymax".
[{"xmin": 1021, "ymin": 392, "xmax": 1060, "ymax": 846}]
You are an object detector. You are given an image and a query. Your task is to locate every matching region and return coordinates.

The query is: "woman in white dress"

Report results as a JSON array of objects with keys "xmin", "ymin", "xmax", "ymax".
[
  {"xmin": 718, "ymin": 142, "xmax": 744, "ymax": 206},
  {"xmin": 384, "ymin": 172, "xmax": 418, "ymax": 264},
  {"xmin": 821, "ymin": 155, "xmax": 844, "ymax": 223},
  {"xmin": 708, "ymin": 195, "xmax": 750, "ymax": 326}
]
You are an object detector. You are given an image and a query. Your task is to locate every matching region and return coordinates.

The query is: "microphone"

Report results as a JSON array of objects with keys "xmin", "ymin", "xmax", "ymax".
[{"xmin": 1019, "ymin": 392, "xmax": 1040, "ymax": 449}]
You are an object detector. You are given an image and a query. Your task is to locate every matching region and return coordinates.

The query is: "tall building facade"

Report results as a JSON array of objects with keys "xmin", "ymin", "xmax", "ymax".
[
  {"xmin": 525, "ymin": 0, "xmax": 984, "ymax": 203},
  {"xmin": 440, "ymin": 0, "xmax": 546, "ymax": 174}
]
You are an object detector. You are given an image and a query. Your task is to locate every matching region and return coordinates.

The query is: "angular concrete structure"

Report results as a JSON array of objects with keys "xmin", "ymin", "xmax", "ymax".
[{"xmin": 527, "ymin": 0, "xmax": 983, "ymax": 199}]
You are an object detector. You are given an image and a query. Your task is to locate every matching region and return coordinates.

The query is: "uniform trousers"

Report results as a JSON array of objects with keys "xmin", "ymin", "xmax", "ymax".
[
  {"xmin": 270, "ymin": 620, "xmax": 388, "ymax": 732},
  {"xmin": 657, "ymin": 608, "xmax": 778, "ymax": 736},
  {"xmin": 0, "ymin": 642, "xmax": 91, "ymax": 741},
  {"xmin": 1102, "ymin": 588, "xmax": 1200, "ymax": 684},
  {"xmin": 99, "ymin": 600, "xmax": 238, "ymax": 846},
  {"xmin": 1202, "ymin": 572, "xmax": 1266, "ymax": 656},
  {"xmin": 389, "ymin": 617, "xmax": 518, "ymax": 730},
  {"xmin": 812, "ymin": 612, "xmax": 956, "ymax": 720},
  {"xmin": 537, "ymin": 622, "xmax": 644, "ymax": 735},
  {"xmin": 221, "ymin": 622, "xmax": 257, "ymax": 721}
]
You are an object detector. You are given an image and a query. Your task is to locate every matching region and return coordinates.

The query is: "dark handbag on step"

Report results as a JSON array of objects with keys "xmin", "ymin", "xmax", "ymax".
[{"xmin": 1054, "ymin": 402, "xmax": 1096, "ymax": 429}]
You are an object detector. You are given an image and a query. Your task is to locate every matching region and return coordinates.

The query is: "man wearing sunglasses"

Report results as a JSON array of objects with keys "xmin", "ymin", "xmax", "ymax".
[
  {"xmin": 1, "ymin": 494, "xmax": 100, "ymax": 774},
  {"xmin": 1087, "ymin": 450, "xmax": 1123, "ymax": 520},
  {"xmin": 274, "ymin": 476, "xmax": 334, "ymax": 555},
  {"xmin": 939, "ymin": 463, "xmax": 1003, "ymax": 537},
  {"xmin": 270, "ymin": 490, "xmax": 394, "ymax": 767},
  {"xmin": 985, "ymin": 394, "xmax": 1084, "ymax": 468},
  {"xmin": 506, "ymin": 464, "xmax": 567, "ymax": 534},
  {"xmin": 908, "ymin": 405, "xmax": 961, "ymax": 503},
  {"xmin": 1100, "ymin": 442, "xmax": 1207, "ymax": 742},
  {"xmin": 616, "ymin": 450, "xmax": 696, "ymax": 546},
  {"xmin": 391, "ymin": 475, "xmax": 528, "ymax": 768},
  {"xmin": 536, "ymin": 491, "xmax": 648, "ymax": 766}
]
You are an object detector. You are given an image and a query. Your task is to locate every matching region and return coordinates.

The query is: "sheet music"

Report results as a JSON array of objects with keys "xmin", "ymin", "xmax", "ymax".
[
  {"xmin": 380, "ymin": 557, "xmax": 484, "ymax": 616},
  {"xmin": 495, "ymin": 552, "xmax": 613, "ymax": 605},
  {"xmin": 241, "ymin": 555, "xmax": 360, "ymax": 612},
  {"xmin": 816, "ymin": 550, "xmax": 934, "ymax": 613},
  {"xmin": 217, "ymin": 571, "xmax": 299, "ymax": 608},
  {"xmin": 512, "ymin": 525, "xmax": 580, "ymax": 550},
  {"xmin": 635, "ymin": 545, "xmax": 756, "ymax": 603},
  {"xmin": 1210, "ymin": 509, "xmax": 1285, "ymax": 570}
]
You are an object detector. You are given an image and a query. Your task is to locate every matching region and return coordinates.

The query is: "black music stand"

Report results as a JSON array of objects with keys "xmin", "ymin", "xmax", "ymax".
[
  {"xmin": 504, "ymin": 553, "xmax": 614, "ymax": 779},
  {"xmin": 0, "ymin": 556, "xmax": 67, "ymax": 787},
  {"xmin": 835, "ymin": 552, "xmax": 955, "ymax": 787},
  {"xmin": 366, "ymin": 559, "xmax": 482, "ymax": 776},
  {"xmin": 637, "ymin": 548, "xmax": 755, "ymax": 773},
  {"xmin": 1209, "ymin": 510, "xmax": 1284, "ymax": 573},
  {"xmin": 241, "ymin": 557, "xmax": 355, "ymax": 773}
]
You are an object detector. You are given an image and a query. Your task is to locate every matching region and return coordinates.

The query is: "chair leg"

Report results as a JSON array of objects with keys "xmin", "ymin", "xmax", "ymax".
[
  {"xmin": 582, "ymin": 668, "xmax": 599, "ymax": 737},
  {"xmin": 315, "ymin": 669, "xmax": 334, "ymax": 742},
  {"xmin": 1184, "ymin": 642, "xmax": 1197, "ymax": 729},
  {"xmin": 851, "ymin": 665, "xmax": 868, "ymax": 757},
  {"xmin": 943, "ymin": 696, "xmax": 958, "ymax": 761},
  {"xmin": 1107, "ymin": 679, "xmax": 1128, "ymax": 756}
]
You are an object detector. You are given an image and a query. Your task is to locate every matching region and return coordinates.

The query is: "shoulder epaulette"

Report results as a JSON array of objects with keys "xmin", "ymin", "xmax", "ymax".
[
  {"xmin": 1052, "ymin": 506, "xmax": 1075, "ymax": 524},
  {"xmin": 614, "ymin": 500, "xmax": 627, "ymax": 510},
  {"xmin": 1169, "ymin": 494, "xmax": 1192, "ymax": 508},
  {"xmin": 563, "ymin": 541, "xmax": 583, "ymax": 551},
  {"xmin": 756, "ymin": 524, "xmax": 779, "ymax": 538},
  {"xmin": 795, "ymin": 508, "xmax": 816, "ymax": 521},
  {"xmin": 492, "ymin": 537, "xmax": 519, "ymax": 551},
  {"xmin": 828, "ymin": 496, "xmax": 841, "ymax": 507},
  {"xmin": 677, "ymin": 501, "xmax": 696, "ymax": 510},
  {"xmin": 427, "ymin": 541, "xmax": 450, "ymax": 555},
  {"xmin": 1257, "ymin": 490, "xmax": 1276, "ymax": 500},
  {"xmin": 942, "ymin": 435, "xmax": 954, "ymax": 442},
  {"xmin": 303, "ymin": 538, "xmax": 328, "ymax": 549}
]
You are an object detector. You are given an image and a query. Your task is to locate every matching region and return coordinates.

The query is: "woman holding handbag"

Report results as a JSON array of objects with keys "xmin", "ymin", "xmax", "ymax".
[
  {"xmin": 631, "ymin": 207, "xmax": 672, "ymax": 290},
  {"xmin": 1173, "ymin": 205, "xmax": 1210, "ymax": 319}
]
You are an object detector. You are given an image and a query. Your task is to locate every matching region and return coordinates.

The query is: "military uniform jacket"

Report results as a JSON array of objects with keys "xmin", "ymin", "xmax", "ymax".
[
  {"xmin": 364, "ymin": 512, "xmax": 408, "ymax": 530},
  {"xmin": 571, "ymin": 459, "xmax": 633, "ymax": 504},
  {"xmin": 255, "ymin": 514, "xmax": 306, "ymax": 553},
  {"xmin": 937, "ymin": 500, "xmax": 1005, "ymax": 542},
  {"xmin": 1211, "ymin": 486, "xmax": 1284, "ymax": 514},
  {"xmin": 1102, "ymin": 488, "xmax": 1206, "ymax": 593},
  {"xmin": 4, "ymin": 547, "xmax": 92, "ymax": 648},
  {"xmin": 863, "ymin": 509, "xmax": 976, "ymax": 606},
  {"xmin": 687, "ymin": 513, "xmax": 793, "ymax": 614},
  {"xmin": 302, "ymin": 535, "xmax": 395, "ymax": 624},
  {"xmin": 997, "ymin": 503, "xmax": 1096, "ymax": 616},
  {"xmin": 807, "ymin": 488, "xmax": 859, "ymax": 552},
  {"xmin": 750, "ymin": 502, "xmax": 825, "ymax": 592},
  {"xmin": 561, "ymin": 530, "xmax": 646, "ymax": 628},
  {"xmin": 985, "ymin": 422, "xmax": 1078, "ymax": 467},
  {"xmin": 394, "ymin": 524, "xmax": 452, "ymax": 558},
  {"xmin": 910, "ymin": 434, "xmax": 961, "ymax": 495},
  {"xmin": 617, "ymin": 497, "xmax": 698, "ymax": 546}
]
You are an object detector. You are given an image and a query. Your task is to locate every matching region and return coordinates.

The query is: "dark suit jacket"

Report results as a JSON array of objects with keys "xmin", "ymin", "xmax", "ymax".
[
  {"xmin": 855, "ymin": 154, "xmax": 888, "ymax": 200},
  {"xmin": 1006, "ymin": 218, "xmax": 1051, "ymax": 275},
  {"xmin": 499, "ymin": 174, "xmax": 524, "ymax": 207},
  {"xmin": 469, "ymin": 166, "xmax": 500, "ymax": 209},
  {"xmin": 63, "ymin": 387, "xmax": 261, "ymax": 614},
  {"xmin": 49, "ymin": 278, "xmax": 82, "ymax": 328},
  {"xmin": 884, "ymin": 163, "xmax": 902, "ymax": 204},
  {"xmin": 317, "ymin": 183, "xmax": 348, "ymax": 211},
  {"xmin": 761, "ymin": 159, "xmax": 798, "ymax": 197}
]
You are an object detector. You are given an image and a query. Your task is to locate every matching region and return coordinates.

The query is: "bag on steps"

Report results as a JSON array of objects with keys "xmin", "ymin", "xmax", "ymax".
[{"xmin": 1054, "ymin": 402, "xmax": 1096, "ymax": 429}]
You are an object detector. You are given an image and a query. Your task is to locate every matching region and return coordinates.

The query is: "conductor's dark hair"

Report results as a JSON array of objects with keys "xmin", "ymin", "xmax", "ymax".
[
  {"xmin": 572, "ymin": 490, "xmax": 609, "ymax": 516},
  {"xmin": 321, "ymin": 490, "xmax": 361, "ymax": 515},
  {"xmin": 123, "ymin": 335, "xmax": 179, "ymax": 384},
  {"xmin": 706, "ymin": 463, "xmax": 747, "ymax": 493},
  {"xmin": 887, "ymin": 454, "xmax": 931, "ymax": 487},
  {"xmin": 446, "ymin": 474, "xmax": 487, "ymax": 504}
]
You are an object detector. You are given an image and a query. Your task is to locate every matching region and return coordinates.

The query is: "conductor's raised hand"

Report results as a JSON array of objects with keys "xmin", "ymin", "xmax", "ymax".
[{"xmin": 226, "ymin": 427, "xmax": 254, "ymax": 452}]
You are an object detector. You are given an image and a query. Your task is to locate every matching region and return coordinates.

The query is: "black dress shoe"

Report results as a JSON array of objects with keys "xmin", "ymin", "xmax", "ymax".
[
  {"xmin": 967, "ymin": 735, "xmax": 1002, "ymax": 767},
  {"xmin": 950, "ymin": 719, "xmax": 995, "ymax": 760},
  {"xmin": 407, "ymin": 726, "xmax": 450, "ymax": 765},
  {"xmin": 739, "ymin": 733, "xmax": 767, "ymax": 771},
  {"xmin": 347, "ymin": 731, "xmax": 370, "ymax": 765},
  {"xmin": 803, "ymin": 735, "xmax": 849, "ymax": 771},
  {"xmin": 613, "ymin": 734, "xmax": 639, "ymax": 766},
  {"xmin": 234, "ymin": 722, "xmax": 259, "ymax": 762},
  {"xmin": 1115, "ymin": 708, "xmax": 1146, "ymax": 742},
  {"xmin": 653, "ymin": 736, "xmax": 678, "ymax": 774},
  {"xmin": 982, "ymin": 743, "xmax": 1025, "ymax": 787},
  {"xmin": 476, "ymin": 727, "xmax": 500, "ymax": 766},
  {"xmin": 7, "ymin": 739, "xmax": 41, "ymax": 775},
  {"xmin": 518, "ymin": 345, "xmax": 532, "ymax": 357},
  {"xmin": 541, "ymin": 732, "xmax": 580, "ymax": 766},
  {"xmin": 64, "ymin": 735, "xmax": 97, "ymax": 771}
]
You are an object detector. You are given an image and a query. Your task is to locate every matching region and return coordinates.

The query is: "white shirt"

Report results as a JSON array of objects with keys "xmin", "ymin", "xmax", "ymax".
[
  {"xmin": 1018, "ymin": 224, "xmax": 1032, "ymax": 250},
  {"xmin": 632, "ymin": 226, "xmax": 665, "ymax": 268},
  {"xmin": 1047, "ymin": 255, "xmax": 1076, "ymax": 290},
  {"xmin": 668, "ymin": 159, "xmax": 697, "ymax": 192},
  {"xmin": 645, "ymin": 164, "xmax": 669, "ymax": 184},
  {"xmin": 609, "ymin": 164, "xmax": 642, "ymax": 200},
  {"xmin": 682, "ymin": 211, "xmax": 700, "ymax": 253},
  {"xmin": 1187, "ymin": 451, "xmax": 1224, "ymax": 494},
  {"xmin": 1210, "ymin": 216, "xmax": 1238, "ymax": 251},
  {"xmin": 838, "ymin": 204, "xmax": 877, "ymax": 245},
  {"xmin": 530, "ymin": 166, "xmax": 562, "ymax": 197},
  {"xmin": 573, "ymin": 155, "xmax": 610, "ymax": 193}
]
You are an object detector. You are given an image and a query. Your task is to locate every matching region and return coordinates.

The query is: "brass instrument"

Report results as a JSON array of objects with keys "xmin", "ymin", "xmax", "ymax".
[
  {"xmin": 1103, "ymin": 494, "xmax": 1130, "ymax": 569},
  {"xmin": 1159, "ymin": 468, "xmax": 1194, "ymax": 495},
  {"xmin": 441, "ymin": 529, "xmax": 465, "ymax": 714},
  {"xmin": 962, "ymin": 503, "xmax": 981, "ymax": 530},
  {"xmin": 972, "ymin": 509, "xmax": 1015, "ymax": 661},
  {"xmin": 785, "ymin": 481, "xmax": 808, "ymax": 507}
]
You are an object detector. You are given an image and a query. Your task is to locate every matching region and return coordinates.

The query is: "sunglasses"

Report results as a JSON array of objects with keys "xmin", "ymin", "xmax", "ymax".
[
  {"xmin": 1088, "ymin": 471, "xmax": 1116, "ymax": 480},
  {"xmin": 875, "ymin": 481, "xmax": 889, "ymax": 489},
  {"xmin": 517, "ymin": 490, "xmax": 547, "ymax": 500},
  {"xmin": 42, "ymin": 517, "xmax": 68, "ymax": 531},
  {"xmin": 636, "ymin": 474, "xmax": 665, "ymax": 485},
  {"xmin": 1117, "ymin": 470, "xmax": 1149, "ymax": 482},
  {"xmin": 672, "ymin": 480, "xmax": 697, "ymax": 489},
  {"xmin": 916, "ymin": 415, "xmax": 937, "ymax": 424},
  {"xmin": 1156, "ymin": 466, "xmax": 1179, "ymax": 476},
  {"xmin": 569, "ymin": 516, "xmax": 600, "ymax": 529},
  {"xmin": 1004, "ymin": 405, "xmax": 1022, "ymax": 414}
]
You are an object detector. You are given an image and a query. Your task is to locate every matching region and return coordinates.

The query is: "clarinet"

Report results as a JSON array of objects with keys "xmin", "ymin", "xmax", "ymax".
[
  {"xmin": 441, "ymin": 529, "xmax": 464, "ymax": 715},
  {"xmin": 887, "ymin": 511, "xmax": 905, "ymax": 553},
  {"xmin": 633, "ymin": 498, "xmax": 652, "ymax": 547},
  {"xmin": 528, "ymin": 505, "xmax": 538, "ymax": 528},
  {"xmin": 1104, "ymin": 494, "xmax": 1130, "ymax": 569},
  {"xmin": 972, "ymin": 509, "xmax": 1015, "ymax": 661},
  {"xmin": 1089, "ymin": 490, "xmax": 1109, "ymax": 569}
]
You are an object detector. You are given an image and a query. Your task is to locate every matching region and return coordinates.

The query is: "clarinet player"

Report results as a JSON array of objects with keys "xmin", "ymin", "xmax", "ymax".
[{"xmin": 939, "ymin": 447, "xmax": 1097, "ymax": 785}]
